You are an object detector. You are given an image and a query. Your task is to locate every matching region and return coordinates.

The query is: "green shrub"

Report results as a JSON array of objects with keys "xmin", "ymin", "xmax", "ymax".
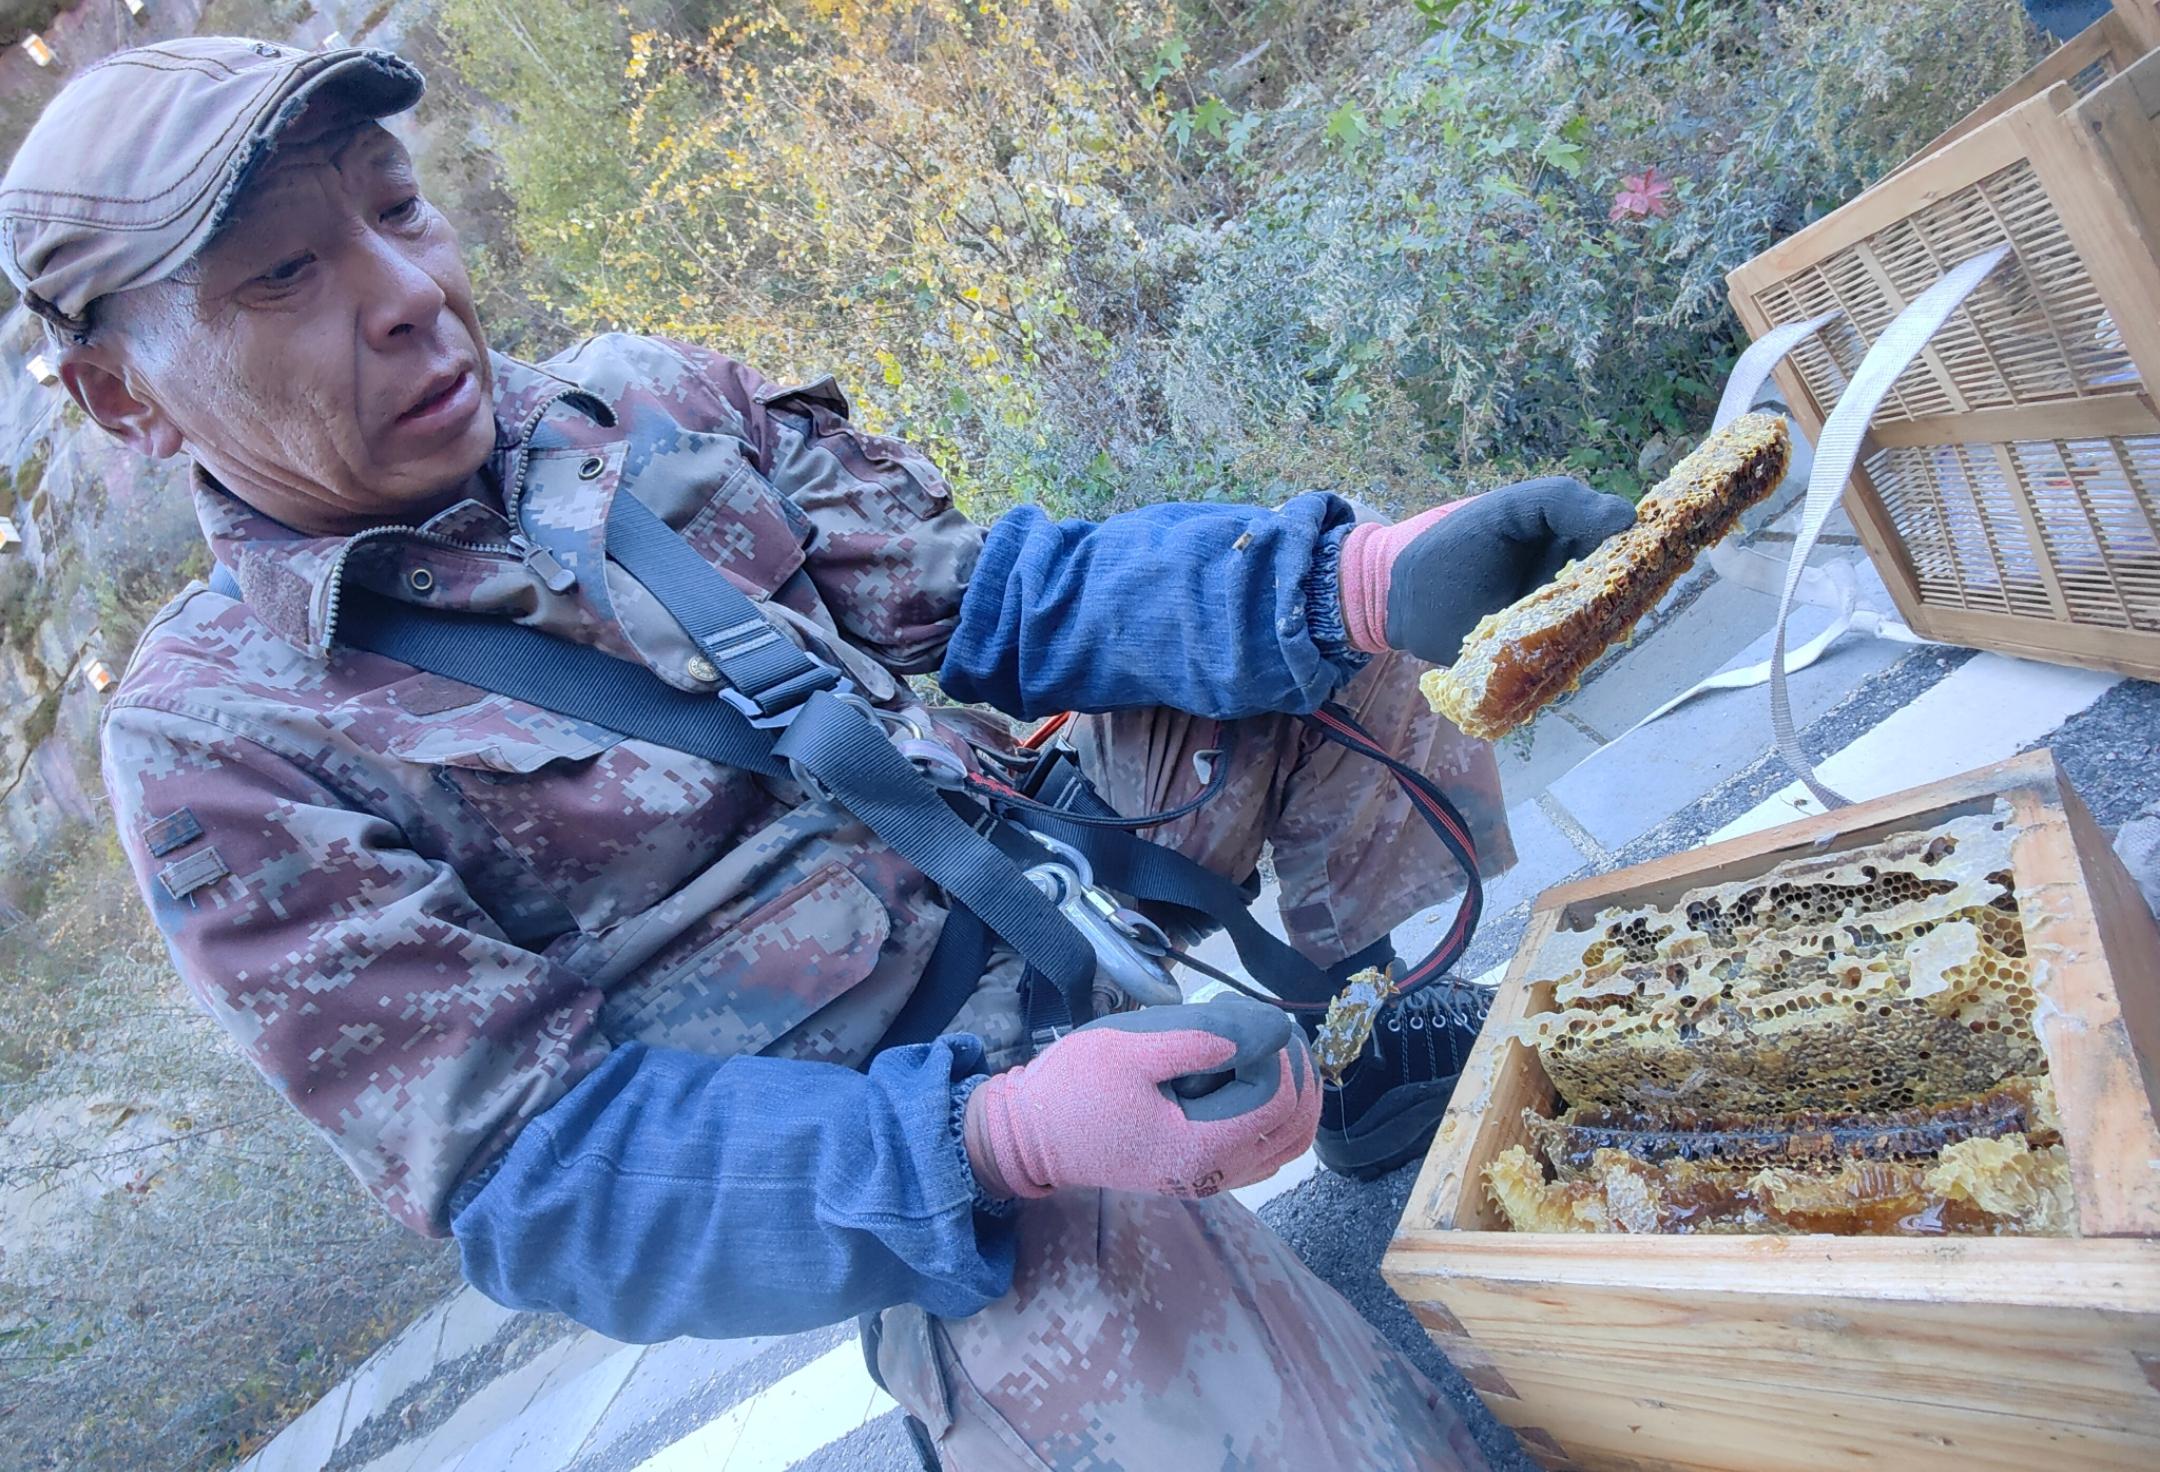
[
  {"xmin": 1164, "ymin": 0, "xmax": 2045, "ymax": 502},
  {"xmin": 438, "ymin": 0, "xmax": 2041, "ymax": 517}
]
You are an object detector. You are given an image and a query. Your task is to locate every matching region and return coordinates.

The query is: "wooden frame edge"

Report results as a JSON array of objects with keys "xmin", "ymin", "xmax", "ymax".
[
  {"xmin": 1533, "ymin": 752, "xmax": 2057, "ymax": 915},
  {"xmin": 1727, "ymin": 89, "xmax": 2073, "ymax": 298},
  {"xmin": 1897, "ymin": 12, "xmax": 2138, "ymax": 170},
  {"xmin": 1382, "ymin": 1230, "xmax": 2160, "ymax": 1313}
]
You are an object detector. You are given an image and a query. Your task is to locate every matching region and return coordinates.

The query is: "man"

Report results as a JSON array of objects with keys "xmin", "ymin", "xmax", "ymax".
[{"xmin": 4, "ymin": 39, "xmax": 1631, "ymax": 1468}]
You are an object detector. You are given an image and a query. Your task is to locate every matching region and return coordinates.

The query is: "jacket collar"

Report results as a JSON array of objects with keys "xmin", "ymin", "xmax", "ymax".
[{"xmin": 197, "ymin": 351, "xmax": 615, "ymax": 656}]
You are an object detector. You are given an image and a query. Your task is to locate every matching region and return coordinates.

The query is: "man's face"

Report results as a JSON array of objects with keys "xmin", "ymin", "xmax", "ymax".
[{"xmin": 95, "ymin": 118, "xmax": 495, "ymax": 535}]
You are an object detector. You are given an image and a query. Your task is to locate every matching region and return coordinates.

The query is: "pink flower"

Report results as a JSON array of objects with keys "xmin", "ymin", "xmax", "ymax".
[{"xmin": 1610, "ymin": 165, "xmax": 1675, "ymax": 222}]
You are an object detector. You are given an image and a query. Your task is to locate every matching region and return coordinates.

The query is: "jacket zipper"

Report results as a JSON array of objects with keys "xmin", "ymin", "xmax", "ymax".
[
  {"xmin": 319, "ymin": 525, "xmax": 525, "ymax": 650},
  {"xmin": 319, "ymin": 386, "xmax": 588, "ymax": 650}
]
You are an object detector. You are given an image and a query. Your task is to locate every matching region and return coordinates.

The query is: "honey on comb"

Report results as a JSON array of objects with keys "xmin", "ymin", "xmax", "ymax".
[
  {"xmin": 1423, "ymin": 413, "xmax": 1791, "ymax": 739},
  {"xmin": 1483, "ymin": 805, "xmax": 2078, "ymax": 1237}
]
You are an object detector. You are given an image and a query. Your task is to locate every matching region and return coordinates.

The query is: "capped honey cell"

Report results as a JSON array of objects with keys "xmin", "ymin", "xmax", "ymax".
[{"xmin": 1491, "ymin": 805, "xmax": 2075, "ymax": 1236}]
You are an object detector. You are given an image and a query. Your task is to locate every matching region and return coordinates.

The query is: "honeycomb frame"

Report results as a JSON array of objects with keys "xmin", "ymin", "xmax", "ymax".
[
  {"xmin": 1421, "ymin": 413, "xmax": 1792, "ymax": 739},
  {"xmin": 1483, "ymin": 802, "xmax": 2078, "ymax": 1236}
]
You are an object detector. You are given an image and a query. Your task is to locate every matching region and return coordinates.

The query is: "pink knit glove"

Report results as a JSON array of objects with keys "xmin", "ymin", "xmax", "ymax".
[
  {"xmin": 1336, "ymin": 498, "xmax": 1478, "ymax": 654},
  {"xmin": 963, "ymin": 997, "xmax": 1320, "ymax": 1200}
]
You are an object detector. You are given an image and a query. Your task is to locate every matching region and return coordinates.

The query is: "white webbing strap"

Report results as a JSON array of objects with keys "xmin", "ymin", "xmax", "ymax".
[
  {"xmin": 1761, "ymin": 244, "xmax": 2011, "ymax": 809},
  {"xmin": 1622, "ymin": 309, "xmax": 1902, "ymax": 738},
  {"xmin": 1713, "ymin": 309, "xmax": 1844, "ymax": 432},
  {"xmin": 1627, "ymin": 248, "xmax": 2013, "ymax": 803}
]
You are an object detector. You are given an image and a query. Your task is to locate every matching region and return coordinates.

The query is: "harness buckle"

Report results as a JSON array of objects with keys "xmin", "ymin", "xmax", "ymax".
[{"xmin": 719, "ymin": 673, "xmax": 858, "ymax": 730}]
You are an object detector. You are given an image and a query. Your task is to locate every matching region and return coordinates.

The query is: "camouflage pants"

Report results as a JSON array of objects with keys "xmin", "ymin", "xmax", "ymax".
[
  {"xmin": 872, "ymin": 1189, "xmax": 1492, "ymax": 1470},
  {"xmin": 881, "ymin": 649, "xmax": 1510, "ymax": 1469}
]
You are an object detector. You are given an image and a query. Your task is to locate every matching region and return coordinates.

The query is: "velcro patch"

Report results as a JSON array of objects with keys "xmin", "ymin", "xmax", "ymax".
[
  {"xmin": 157, "ymin": 847, "xmax": 229, "ymax": 901},
  {"xmin": 142, "ymin": 807, "xmax": 204, "ymax": 857},
  {"xmin": 387, "ymin": 673, "xmax": 489, "ymax": 716}
]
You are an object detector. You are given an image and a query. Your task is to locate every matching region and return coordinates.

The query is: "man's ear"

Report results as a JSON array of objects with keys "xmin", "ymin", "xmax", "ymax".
[{"xmin": 57, "ymin": 353, "xmax": 184, "ymax": 459}]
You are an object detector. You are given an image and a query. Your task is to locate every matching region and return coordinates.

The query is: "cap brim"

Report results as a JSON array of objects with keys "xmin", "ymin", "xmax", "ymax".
[{"xmin": 212, "ymin": 48, "xmax": 426, "ymax": 230}]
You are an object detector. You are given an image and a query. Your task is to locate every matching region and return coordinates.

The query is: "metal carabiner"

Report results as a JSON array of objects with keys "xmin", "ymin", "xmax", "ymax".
[{"xmin": 1021, "ymin": 830, "xmax": 1184, "ymax": 1011}]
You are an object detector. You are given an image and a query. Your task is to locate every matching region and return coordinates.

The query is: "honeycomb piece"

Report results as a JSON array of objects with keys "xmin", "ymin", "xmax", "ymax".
[
  {"xmin": 1485, "ymin": 1134, "xmax": 2076, "ymax": 1235},
  {"xmin": 1312, "ymin": 969, "xmax": 1392, "ymax": 1086},
  {"xmin": 1925, "ymin": 1135, "xmax": 2078, "ymax": 1236},
  {"xmin": 1745, "ymin": 1158, "xmax": 1981, "ymax": 1235},
  {"xmin": 1486, "ymin": 1145, "xmax": 1760, "ymax": 1233},
  {"xmin": 1487, "ymin": 1144, "xmax": 1614, "ymax": 1232},
  {"xmin": 1750, "ymin": 1136, "xmax": 2074, "ymax": 1235},
  {"xmin": 1525, "ymin": 1077, "xmax": 2055, "ymax": 1179},
  {"xmin": 1522, "ymin": 810, "xmax": 2045, "ymax": 1117},
  {"xmin": 1421, "ymin": 414, "xmax": 1791, "ymax": 739}
]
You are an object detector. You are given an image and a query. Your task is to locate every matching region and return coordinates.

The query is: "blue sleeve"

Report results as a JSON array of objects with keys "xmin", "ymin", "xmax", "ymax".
[
  {"xmin": 939, "ymin": 492, "xmax": 1368, "ymax": 720},
  {"xmin": 449, "ymin": 1036, "xmax": 1015, "ymax": 1343}
]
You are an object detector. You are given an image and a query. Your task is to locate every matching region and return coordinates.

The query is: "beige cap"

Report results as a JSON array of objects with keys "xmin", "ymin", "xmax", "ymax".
[{"xmin": 0, "ymin": 36, "xmax": 424, "ymax": 337}]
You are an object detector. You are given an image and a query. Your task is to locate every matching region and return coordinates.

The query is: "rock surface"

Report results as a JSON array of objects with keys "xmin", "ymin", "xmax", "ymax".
[{"xmin": 0, "ymin": 0, "xmax": 500, "ymax": 908}]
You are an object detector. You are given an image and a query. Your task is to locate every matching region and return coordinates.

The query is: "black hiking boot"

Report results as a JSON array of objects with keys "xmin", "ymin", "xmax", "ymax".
[{"xmin": 1304, "ymin": 938, "xmax": 1493, "ymax": 1180}]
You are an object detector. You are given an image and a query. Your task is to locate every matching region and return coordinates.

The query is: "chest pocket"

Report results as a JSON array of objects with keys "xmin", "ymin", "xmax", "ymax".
[
  {"xmin": 621, "ymin": 431, "xmax": 811, "ymax": 600},
  {"xmin": 599, "ymin": 861, "xmax": 889, "ymax": 1059},
  {"xmin": 383, "ymin": 692, "xmax": 644, "ymax": 936}
]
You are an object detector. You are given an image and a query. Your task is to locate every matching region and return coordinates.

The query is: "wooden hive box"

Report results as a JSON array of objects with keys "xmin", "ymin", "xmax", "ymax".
[
  {"xmin": 1727, "ymin": 34, "xmax": 2160, "ymax": 680},
  {"xmin": 1382, "ymin": 751, "xmax": 2160, "ymax": 1472}
]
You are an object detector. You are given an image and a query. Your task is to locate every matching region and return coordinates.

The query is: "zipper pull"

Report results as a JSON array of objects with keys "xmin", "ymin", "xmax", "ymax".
[{"xmin": 522, "ymin": 542, "xmax": 578, "ymax": 594}]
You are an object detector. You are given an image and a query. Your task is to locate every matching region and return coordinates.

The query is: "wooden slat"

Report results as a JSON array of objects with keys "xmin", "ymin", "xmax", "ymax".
[
  {"xmin": 1529, "ymin": 752, "xmax": 2053, "ymax": 921},
  {"xmin": 1912, "ymin": 601, "xmax": 2160, "ymax": 676},
  {"xmin": 1720, "ymin": 289, "xmax": 1937, "ymax": 634},
  {"xmin": 2017, "ymin": 71, "xmax": 2160, "ymax": 399},
  {"xmin": 1837, "ymin": 461, "xmax": 1943, "ymax": 633},
  {"xmin": 1399, "ymin": 906, "xmax": 1561, "ymax": 1234},
  {"xmin": 1727, "ymin": 92, "xmax": 2067, "ymax": 298},
  {"xmin": 1989, "ymin": 440, "xmax": 2075, "ymax": 619},
  {"xmin": 2070, "ymin": 49, "xmax": 2160, "ymax": 397},
  {"xmin": 2113, "ymin": 0, "xmax": 2160, "ymax": 51},
  {"xmin": 1383, "ymin": 1237, "xmax": 2160, "ymax": 1471},
  {"xmin": 1455, "ymin": 1345, "xmax": 2160, "ymax": 1472},
  {"xmin": 1864, "ymin": 391, "xmax": 2160, "ymax": 445},
  {"xmin": 1850, "ymin": 241, "xmax": 1978, "ymax": 421},
  {"xmin": 1386, "ymin": 1231, "xmax": 2160, "ymax": 1311},
  {"xmin": 2029, "ymin": 767, "xmax": 2160, "ymax": 1235},
  {"xmin": 1408, "ymin": 1267, "xmax": 2160, "ymax": 1415},
  {"xmin": 1385, "ymin": 1235, "xmax": 2160, "ymax": 1471}
]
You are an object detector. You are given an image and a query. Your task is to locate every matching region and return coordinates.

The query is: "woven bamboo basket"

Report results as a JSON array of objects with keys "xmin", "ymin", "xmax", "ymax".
[{"xmin": 1726, "ymin": 19, "xmax": 2160, "ymax": 679}]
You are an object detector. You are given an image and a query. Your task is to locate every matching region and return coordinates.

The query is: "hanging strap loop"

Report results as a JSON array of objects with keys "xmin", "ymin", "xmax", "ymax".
[
  {"xmin": 1751, "ymin": 245, "xmax": 2012, "ymax": 809},
  {"xmin": 1680, "ymin": 246, "xmax": 2014, "ymax": 809}
]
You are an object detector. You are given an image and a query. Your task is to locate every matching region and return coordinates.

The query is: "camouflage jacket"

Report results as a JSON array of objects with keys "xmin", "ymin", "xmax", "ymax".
[{"xmin": 101, "ymin": 335, "xmax": 994, "ymax": 1235}]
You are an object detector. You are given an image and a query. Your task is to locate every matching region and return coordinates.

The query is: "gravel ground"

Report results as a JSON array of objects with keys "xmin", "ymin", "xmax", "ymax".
[
  {"xmin": 2022, "ymin": 675, "xmax": 2160, "ymax": 829},
  {"xmin": 795, "ymin": 1411, "xmax": 929, "ymax": 1472}
]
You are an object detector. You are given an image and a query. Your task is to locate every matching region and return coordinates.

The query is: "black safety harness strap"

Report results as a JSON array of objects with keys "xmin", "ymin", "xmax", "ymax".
[
  {"xmin": 211, "ymin": 485, "xmax": 1483, "ymax": 1046},
  {"xmin": 605, "ymin": 492, "xmax": 845, "ymax": 724}
]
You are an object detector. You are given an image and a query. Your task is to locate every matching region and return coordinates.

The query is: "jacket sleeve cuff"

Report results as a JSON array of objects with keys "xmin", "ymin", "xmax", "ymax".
[
  {"xmin": 949, "ymin": 1070, "xmax": 1016, "ymax": 1219},
  {"xmin": 1302, "ymin": 523, "xmax": 1371, "ymax": 678}
]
